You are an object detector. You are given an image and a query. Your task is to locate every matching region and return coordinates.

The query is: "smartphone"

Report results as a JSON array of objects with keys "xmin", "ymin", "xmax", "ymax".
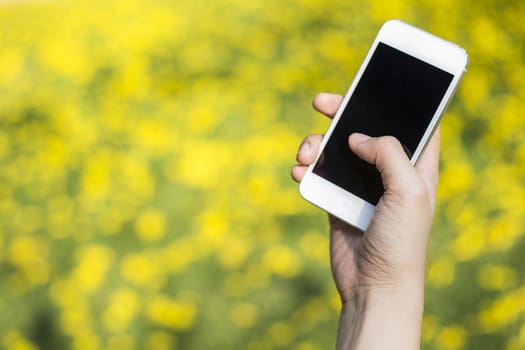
[{"xmin": 299, "ymin": 19, "xmax": 468, "ymax": 231}]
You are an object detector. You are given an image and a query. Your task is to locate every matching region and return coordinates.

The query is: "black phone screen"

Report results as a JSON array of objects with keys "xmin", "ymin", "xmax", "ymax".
[{"xmin": 313, "ymin": 43, "xmax": 453, "ymax": 205}]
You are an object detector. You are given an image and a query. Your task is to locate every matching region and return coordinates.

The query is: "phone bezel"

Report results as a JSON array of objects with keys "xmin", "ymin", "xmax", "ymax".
[{"xmin": 299, "ymin": 19, "xmax": 468, "ymax": 231}]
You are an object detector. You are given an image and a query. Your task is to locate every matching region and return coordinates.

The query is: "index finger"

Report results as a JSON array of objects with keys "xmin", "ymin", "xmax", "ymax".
[{"xmin": 312, "ymin": 93, "xmax": 343, "ymax": 118}]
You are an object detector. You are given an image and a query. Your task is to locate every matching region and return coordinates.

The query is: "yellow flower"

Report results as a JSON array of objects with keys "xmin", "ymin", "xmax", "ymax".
[
  {"xmin": 479, "ymin": 287, "xmax": 525, "ymax": 332},
  {"xmin": 119, "ymin": 252, "xmax": 162, "ymax": 288},
  {"xmin": 2, "ymin": 330, "xmax": 38, "ymax": 350},
  {"xmin": 102, "ymin": 288, "xmax": 140, "ymax": 332},
  {"xmin": 427, "ymin": 258, "xmax": 455, "ymax": 287},
  {"xmin": 80, "ymin": 151, "xmax": 112, "ymax": 203},
  {"xmin": 218, "ymin": 235, "xmax": 253, "ymax": 269},
  {"xmin": 478, "ymin": 264, "xmax": 518, "ymax": 291},
  {"xmin": 175, "ymin": 140, "xmax": 236, "ymax": 189},
  {"xmin": 145, "ymin": 295, "xmax": 197, "ymax": 331},
  {"xmin": 8, "ymin": 235, "xmax": 49, "ymax": 287},
  {"xmin": 451, "ymin": 223, "xmax": 487, "ymax": 261},
  {"xmin": 439, "ymin": 160, "xmax": 473, "ymax": 199},
  {"xmin": 71, "ymin": 330, "xmax": 100, "ymax": 350},
  {"xmin": 135, "ymin": 208, "xmax": 166, "ymax": 242},
  {"xmin": 459, "ymin": 69, "xmax": 490, "ymax": 113},
  {"xmin": 436, "ymin": 325, "xmax": 467, "ymax": 350},
  {"xmin": 369, "ymin": 0, "xmax": 413, "ymax": 22},
  {"xmin": 72, "ymin": 245, "xmax": 114, "ymax": 294},
  {"xmin": 263, "ymin": 245, "xmax": 302, "ymax": 278},
  {"xmin": 197, "ymin": 209, "xmax": 229, "ymax": 245}
]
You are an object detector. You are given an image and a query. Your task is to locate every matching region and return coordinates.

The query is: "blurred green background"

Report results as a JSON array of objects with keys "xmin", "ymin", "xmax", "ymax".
[{"xmin": 0, "ymin": 0, "xmax": 524, "ymax": 349}]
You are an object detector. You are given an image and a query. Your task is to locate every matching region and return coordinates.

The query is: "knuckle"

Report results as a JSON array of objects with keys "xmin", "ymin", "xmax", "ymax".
[{"xmin": 378, "ymin": 135, "xmax": 401, "ymax": 149}]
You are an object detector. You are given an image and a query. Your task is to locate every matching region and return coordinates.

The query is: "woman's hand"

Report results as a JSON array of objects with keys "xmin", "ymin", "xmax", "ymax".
[{"xmin": 291, "ymin": 92, "xmax": 440, "ymax": 349}]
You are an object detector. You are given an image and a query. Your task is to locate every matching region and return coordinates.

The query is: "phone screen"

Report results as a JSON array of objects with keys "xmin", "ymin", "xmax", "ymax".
[{"xmin": 313, "ymin": 43, "xmax": 453, "ymax": 205}]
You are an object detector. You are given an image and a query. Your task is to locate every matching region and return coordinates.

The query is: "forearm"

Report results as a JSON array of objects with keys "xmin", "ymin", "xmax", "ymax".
[{"xmin": 336, "ymin": 280, "xmax": 425, "ymax": 350}]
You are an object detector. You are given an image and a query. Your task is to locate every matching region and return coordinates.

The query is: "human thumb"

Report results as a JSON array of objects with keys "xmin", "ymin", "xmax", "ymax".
[{"xmin": 348, "ymin": 133, "xmax": 418, "ymax": 191}]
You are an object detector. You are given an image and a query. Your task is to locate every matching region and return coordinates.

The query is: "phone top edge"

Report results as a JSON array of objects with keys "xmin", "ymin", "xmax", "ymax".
[
  {"xmin": 378, "ymin": 19, "xmax": 468, "ymax": 74},
  {"xmin": 380, "ymin": 19, "xmax": 462, "ymax": 49}
]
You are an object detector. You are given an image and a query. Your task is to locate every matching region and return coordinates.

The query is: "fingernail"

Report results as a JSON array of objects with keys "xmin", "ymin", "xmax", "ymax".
[
  {"xmin": 299, "ymin": 140, "xmax": 311, "ymax": 154},
  {"xmin": 351, "ymin": 133, "xmax": 370, "ymax": 144}
]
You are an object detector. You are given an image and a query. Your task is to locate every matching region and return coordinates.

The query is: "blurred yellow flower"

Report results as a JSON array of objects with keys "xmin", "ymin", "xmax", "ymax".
[
  {"xmin": 451, "ymin": 223, "xmax": 487, "ymax": 261},
  {"xmin": 81, "ymin": 151, "xmax": 112, "ymax": 203},
  {"xmin": 218, "ymin": 234, "xmax": 253, "ymax": 269},
  {"xmin": 119, "ymin": 252, "xmax": 162, "ymax": 288},
  {"xmin": 436, "ymin": 325, "xmax": 467, "ymax": 350},
  {"xmin": 0, "ymin": 48, "xmax": 23, "ymax": 85},
  {"xmin": 478, "ymin": 264, "xmax": 518, "ymax": 291},
  {"xmin": 73, "ymin": 244, "xmax": 114, "ymax": 293},
  {"xmin": 102, "ymin": 288, "xmax": 140, "ymax": 332},
  {"xmin": 135, "ymin": 208, "xmax": 166, "ymax": 242},
  {"xmin": 469, "ymin": 17, "xmax": 508, "ymax": 58},
  {"xmin": 175, "ymin": 140, "xmax": 237, "ymax": 189},
  {"xmin": 118, "ymin": 154, "xmax": 155, "ymax": 200},
  {"xmin": 186, "ymin": 105, "xmax": 219, "ymax": 135},
  {"xmin": 39, "ymin": 35, "xmax": 93, "ymax": 84},
  {"xmin": 487, "ymin": 217, "xmax": 522, "ymax": 252},
  {"xmin": 197, "ymin": 209, "xmax": 229, "ymax": 245},
  {"xmin": 161, "ymin": 239, "xmax": 199, "ymax": 274},
  {"xmin": 72, "ymin": 330, "xmax": 100, "ymax": 350},
  {"xmin": 59, "ymin": 302, "xmax": 93, "ymax": 337},
  {"xmin": 439, "ymin": 160, "xmax": 473, "ymax": 198},
  {"xmin": 459, "ymin": 70, "xmax": 490, "ymax": 113},
  {"xmin": 369, "ymin": 0, "xmax": 413, "ymax": 22},
  {"xmin": 2, "ymin": 330, "xmax": 38, "ymax": 350},
  {"xmin": 145, "ymin": 295, "xmax": 197, "ymax": 331},
  {"xmin": 8, "ymin": 235, "xmax": 49, "ymax": 286},
  {"xmin": 427, "ymin": 257, "xmax": 455, "ymax": 287},
  {"xmin": 263, "ymin": 245, "xmax": 302, "ymax": 278},
  {"xmin": 479, "ymin": 287, "xmax": 525, "ymax": 332},
  {"xmin": 111, "ymin": 58, "xmax": 150, "ymax": 99}
]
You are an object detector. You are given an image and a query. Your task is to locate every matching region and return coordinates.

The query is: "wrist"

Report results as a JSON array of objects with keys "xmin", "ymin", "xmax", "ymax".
[{"xmin": 337, "ymin": 280, "xmax": 425, "ymax": 350}]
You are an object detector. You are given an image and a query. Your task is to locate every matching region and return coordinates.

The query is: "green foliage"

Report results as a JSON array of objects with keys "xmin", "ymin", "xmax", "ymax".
[{"xmin": 0, "ymin": 0, "xmax": 524, "ymax": 349}]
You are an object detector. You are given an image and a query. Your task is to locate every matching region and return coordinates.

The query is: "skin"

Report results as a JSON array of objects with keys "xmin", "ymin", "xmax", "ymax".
[{"xmin": 291, "ymin": 93, "xmax": 440, "ymax": 350}]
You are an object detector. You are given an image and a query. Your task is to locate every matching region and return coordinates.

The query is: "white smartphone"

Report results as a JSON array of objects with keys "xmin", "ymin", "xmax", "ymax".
[{"xmin": 299, "ymin": 19, "xmax": 468, "ymax": 231}]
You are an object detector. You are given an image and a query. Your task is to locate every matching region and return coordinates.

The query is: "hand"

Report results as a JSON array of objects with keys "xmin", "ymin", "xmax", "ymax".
[{"xmin": 291, "ymin": 92, "xmax": 440, "ymax": 349}]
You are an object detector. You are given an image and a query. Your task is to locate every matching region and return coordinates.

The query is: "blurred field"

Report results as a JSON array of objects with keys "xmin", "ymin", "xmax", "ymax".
[{"xmin": 0, "ymin": 0, "xmax": 524, "ymax": 349}]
